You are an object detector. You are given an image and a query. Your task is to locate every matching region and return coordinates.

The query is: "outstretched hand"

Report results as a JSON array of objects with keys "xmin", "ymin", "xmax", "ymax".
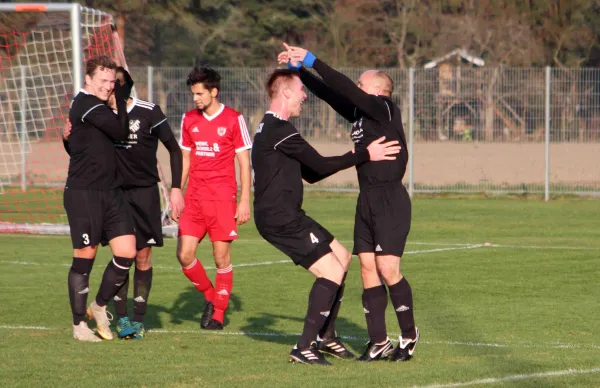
[
  {"xmin": 277, "ymin": 50, "xmax": 291, "ymax": 65},
  {"xmin": 366, "ymin": 136, "xmax": 401, "ymax": 161},
  {"xmin": 283, "ymin": 43, "xmax": 309, "ymax": 65}
]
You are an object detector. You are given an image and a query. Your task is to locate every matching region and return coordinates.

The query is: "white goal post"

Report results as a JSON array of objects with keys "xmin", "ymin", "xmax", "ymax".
[{"xmin": 0, "ymin": 3, "xmax": 175, "ymax": 235}]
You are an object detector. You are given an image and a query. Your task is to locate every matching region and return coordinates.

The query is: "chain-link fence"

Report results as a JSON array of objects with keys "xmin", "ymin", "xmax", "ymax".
[{"xmin": 131, "ymin": 67, "xmax": 600, "ymax": 197}]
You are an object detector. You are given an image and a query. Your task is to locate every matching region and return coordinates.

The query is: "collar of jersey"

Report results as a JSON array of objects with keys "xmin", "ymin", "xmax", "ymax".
[
  {"xmin": 265, "ymin": 111, "xmax": 287, "ymax": 121},
  {"xmin": 202, "ymin": 103, "xmax": 225, "ymax": 121},
  {"xmin": 128, "ymin": 97, "xmax": 138, "ymax": 113}
]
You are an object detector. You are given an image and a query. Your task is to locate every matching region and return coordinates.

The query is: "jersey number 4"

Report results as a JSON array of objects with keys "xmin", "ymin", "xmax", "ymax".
[{"xmin": 310, "ymin": 232, "xmax": 319, "ymax": 244}]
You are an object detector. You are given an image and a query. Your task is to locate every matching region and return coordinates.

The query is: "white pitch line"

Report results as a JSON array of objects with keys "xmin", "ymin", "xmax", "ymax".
[
  {"xmin": 1, "ymin": 325, "xmax": 598, "ymax": 350},
  {"xmin": 413, "ymin": 367, "xmax": 600, "ymax": 388},
  {"xmin": 404, "ymin": 244, "xmax": 484, "ymax": 255},
  {"xmin": 0, "ymin": 245, "xmax": 483, "ymax": 270},
  {"xmin": 489, "ymin": 244, "xmax": 600, "ymax": 251},
  {"xmin": 0, "ymin": 325, "xmax": 55, "ymax": 330}
]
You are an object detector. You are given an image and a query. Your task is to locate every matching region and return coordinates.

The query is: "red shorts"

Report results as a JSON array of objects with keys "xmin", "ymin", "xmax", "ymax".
[{"xmin": 178, "ymin": 199, "xmax": 238, "ymax": 242}]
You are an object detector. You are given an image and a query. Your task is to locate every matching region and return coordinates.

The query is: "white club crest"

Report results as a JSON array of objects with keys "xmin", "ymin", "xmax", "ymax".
[
  {"xmin": 129, "ymin": 119, "xmax": 140, "ymax": 133},
  {"xmin": 217, "ymin": 126, "xmax": 227, "ymax": 136}
]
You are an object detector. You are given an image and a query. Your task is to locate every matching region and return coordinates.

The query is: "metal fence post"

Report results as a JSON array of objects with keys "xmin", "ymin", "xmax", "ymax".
[
  {"xmin": 148, "ymin": 65, "xmax": 153, "ymax": 103},
  {"xmin": 545, "ymin": 66, "xmax": 551, "ymax": 201},
  {"xmin": 20, "ymin": 66, "xmax": 27, "ymax": 192},
  {"xmin": 408, "ymin": 68, "xmax": 415, "ymax": 198}
]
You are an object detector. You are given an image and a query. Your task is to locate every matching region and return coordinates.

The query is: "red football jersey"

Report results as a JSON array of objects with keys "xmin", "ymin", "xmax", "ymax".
[{"xmin": 179, "ymin": 104, "xmax": 252, "ymax": 201}]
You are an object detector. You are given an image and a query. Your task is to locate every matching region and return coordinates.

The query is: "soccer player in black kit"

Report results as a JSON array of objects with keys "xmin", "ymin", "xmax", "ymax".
[
  {"xmin": 64, "ymin": 67, "xmax": 184, "ymax": 340},
  {"xmin": 281, "ymin": 44, "xmax": 420, "ymax": 362},
  {"xmin": 252, "ymin": 69, "xmax": 401, "ymax": 365},
  {"xmin": 63, "ymin": 56, "xmax": 137, "ymax": 342}
]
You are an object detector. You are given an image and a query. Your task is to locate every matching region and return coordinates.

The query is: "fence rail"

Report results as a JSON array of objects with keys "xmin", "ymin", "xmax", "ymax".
[
  {"xmin": 2, "ymin": 66, "xmax": 599, "ymax": 197},
  {"xmin": 126, "ymin": 66, "xmax": 600, "ymax": 198}
]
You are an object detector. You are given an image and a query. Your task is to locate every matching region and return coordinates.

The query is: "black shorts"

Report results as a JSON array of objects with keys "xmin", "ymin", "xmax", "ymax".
[
  {"xmin": 64, "ymin": 187, "xmax": 135, "ymax": 249},
  {"xmin": 122, "ymin": 185, "xmax": 163, "ymax": 250},
  {"xmin": 256, "ymin": 213, "xmax": 334, "ymax": 269},
  {"xmin": 99, "ymin": 185, "xmax": 163, "ymax": 250},
  {"xmin": 353, "ymin": 182, "xmax": 411, "ymax": 257}
]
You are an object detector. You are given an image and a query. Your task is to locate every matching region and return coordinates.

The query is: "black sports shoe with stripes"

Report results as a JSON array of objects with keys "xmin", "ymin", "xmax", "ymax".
[
  {"xmin": 390, "ymin": 327, "xmax": 419, "ymax": 362},
  {"xmin": 289, "ymin": 342, "xmax": 331, "ymax": 366},
  {"xmin": 202, "ymin": 318, "xmax": 223, "ymax": 331},
  {"xmin": 356, "ymin": 337, "xmax": 394, "ymax": 362},
  {"xmin": 317, "ymin": 336, "xmax": 356, "ymax": 359},
  {"xmin": 200, "ymin": 301, "xmax": 214, "ymax": 329}
]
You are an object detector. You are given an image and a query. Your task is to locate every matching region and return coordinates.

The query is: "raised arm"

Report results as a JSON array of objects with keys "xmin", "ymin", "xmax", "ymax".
[
  {"xmin": 298, "ymin": 67, "xmax": 356, "ymax": 122},
  {"xmin": 312, "ymin": 59, "xmax": 389, "ymax": 122},
  {"xmin": 286, "ymin": 45, "xmax": 390, "ymax": 122}
]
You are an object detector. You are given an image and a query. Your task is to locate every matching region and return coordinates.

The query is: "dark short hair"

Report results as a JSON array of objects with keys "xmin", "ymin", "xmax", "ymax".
[
  {"xmin": 85, "ymin": 55, "xmax": 117, "ymax": 77},
  {"xmin": 186, "ymin": 66, "xmax": 221, "ymax": 91},
  {"xmin": 265, "ymin": 69, "xmax": 299, "ymax": 99}
]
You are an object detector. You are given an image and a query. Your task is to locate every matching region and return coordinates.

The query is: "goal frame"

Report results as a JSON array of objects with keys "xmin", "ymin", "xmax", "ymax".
[
  {"xmin": 0, "ymin": 3, "xmax": 176, "ymax": 236},
  {"xmin": 0, "ymin": 3, "xmax": 96, "ymax": 98}
]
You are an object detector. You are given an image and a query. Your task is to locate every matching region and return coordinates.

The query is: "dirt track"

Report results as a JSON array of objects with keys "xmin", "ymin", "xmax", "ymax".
[{"xmin": 1, "ymin": 141, "xmax": 598, "ymax": 189}]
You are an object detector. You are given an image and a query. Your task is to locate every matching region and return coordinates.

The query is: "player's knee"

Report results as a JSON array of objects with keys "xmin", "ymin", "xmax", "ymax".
[
  {"xmin": 176, "ymin": 249, "xmax": 195, "ymax": 267},
  {"xmin": 212, "ymin": 241, "xmax": 231, "ymax": 268},
  {"xmin": 213, "ymin": 252, "xmax": 231, "ymax": 268},
  {"xmin": 73, "ymin": 246, "xmax": 97, "ymax": 259},
  {"xmin": 337, "ymin": 248, "xmax": 352, "ymax": 271},
  {"xmin": 321, "ymin": 256, "xmax": 345, "ymax": 285},
  {"xmin": 377, "ymin": 263, "xmax": 401, "ymax": 285},
  {"xmin": 136, "ymin": 248, "xmax": 152, "ymax": 270},
  {"xmin": 114, "ymin": 246, "xmax": 136, "ymax": 259}
]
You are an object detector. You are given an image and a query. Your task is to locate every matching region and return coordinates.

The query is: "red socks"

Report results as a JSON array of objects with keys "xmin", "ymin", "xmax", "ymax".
[
  {"xmin": 182, "ymin": 258, "xmax": 215, "ymax": 303},
  {"xmin": 213, "ymin": 264, "xmax": 233, "ymax": 323}
]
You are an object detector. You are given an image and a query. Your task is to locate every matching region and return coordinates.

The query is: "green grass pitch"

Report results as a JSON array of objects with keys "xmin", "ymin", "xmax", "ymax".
[{"xmin": 1, "ymin": 193, "xmax": 599, "ymax": 387}]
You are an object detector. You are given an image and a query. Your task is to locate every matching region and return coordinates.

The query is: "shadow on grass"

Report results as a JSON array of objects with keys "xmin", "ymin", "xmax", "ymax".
[
  {"xmin": 108, "ymin": 288, "xmax": 243, "ymax": 329},
  {"xmin": 240, "ymin": 312, "xmax": 366, "ymax": 353}
]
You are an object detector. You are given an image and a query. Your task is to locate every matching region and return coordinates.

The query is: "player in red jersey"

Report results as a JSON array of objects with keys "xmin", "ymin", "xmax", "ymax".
[{"xmin": 175, "ymin": 67, "xmax": 252, "ymax": 330}]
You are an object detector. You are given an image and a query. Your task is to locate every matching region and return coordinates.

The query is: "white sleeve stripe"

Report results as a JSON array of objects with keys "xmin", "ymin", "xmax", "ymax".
[
  {"xmin": 179, "ymin": 145, "xmax": 192, "ymax": 151},
  {"xmin": 179, "ymin": 113, "xmax": 186, "ymax": 146},
  {"xmin": 274, "ymin": 132, "xmax": 298, "ymax": 149},
  {"xmin": 384, "ymin": 100, "xmax": 392, "ymax": 121},
  {"xmin": 235, "ymin": 145, "xmax": 252, "ymax": 153},
  {"xmin": 238, "ymin": 115, "xmax": 252, "ymax": 147},
  {"xmin": 151, "ymin": 118, "xmax": 167, "ymax": 129},
  {"xmin": 81, "ymin": 104, "xmax": 103, "ymax": 122}
]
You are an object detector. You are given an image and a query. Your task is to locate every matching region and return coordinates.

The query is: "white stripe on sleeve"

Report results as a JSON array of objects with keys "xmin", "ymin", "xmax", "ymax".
[
  {"xmin": 238, "ymin": 115, "xmax": 252, "ymax": 147},
  {"xmin": 178, "ymin": 113, "xmax": 188, "ymax": 149},
  {"xmin": 81, "ymin": 104, "xmax": 103, "ymax": 122},
  {"xmin": 273, "ymin": 132, "xmax": 298, "ymax": 149}
]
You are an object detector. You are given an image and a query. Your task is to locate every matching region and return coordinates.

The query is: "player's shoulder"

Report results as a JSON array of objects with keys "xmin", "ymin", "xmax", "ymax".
[
  {"xmin": 132, "ymin": 97, "xmax": 156, "ymax": 111},
  {"xmin": 222, "ymin": 105, "xmax": 243, "ymax": 118},
  {"xmin": 70, "ymin": 90, "xmax": 105, "ymax": 118},
  {"xmin": 72, "ymin": 90, "xmax": 103, "ymax": 109},
  {"xmin": 259, "ymin": 113, "xmax": 297, "ymax": 138},
  {"xmin": 182, "ymin": 108, "xmax": 201, "ymax": 124},
  {"xmin": 183, "ymin": 108, "xmax": 201, "ymax": 118}
]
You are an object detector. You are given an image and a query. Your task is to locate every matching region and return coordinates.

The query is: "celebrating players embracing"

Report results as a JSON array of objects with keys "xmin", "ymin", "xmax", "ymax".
[
  {"xmin": 176, "ymin": 67, "xmax": 252, "ymax": 330},
  {"xmin": 282, "ymin": 45, "xmax": 420, "ymax": 362},
  {"xmin": 63, "ymin": 56, "xmax": 137, "ymax": 342},
  {"xmin": 64, "ymin": 67, "xmax": 184, "ymax": 340},
  {"xmin": 252, "ymin": 68, "xmax": 400, "ymax": 365}
]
